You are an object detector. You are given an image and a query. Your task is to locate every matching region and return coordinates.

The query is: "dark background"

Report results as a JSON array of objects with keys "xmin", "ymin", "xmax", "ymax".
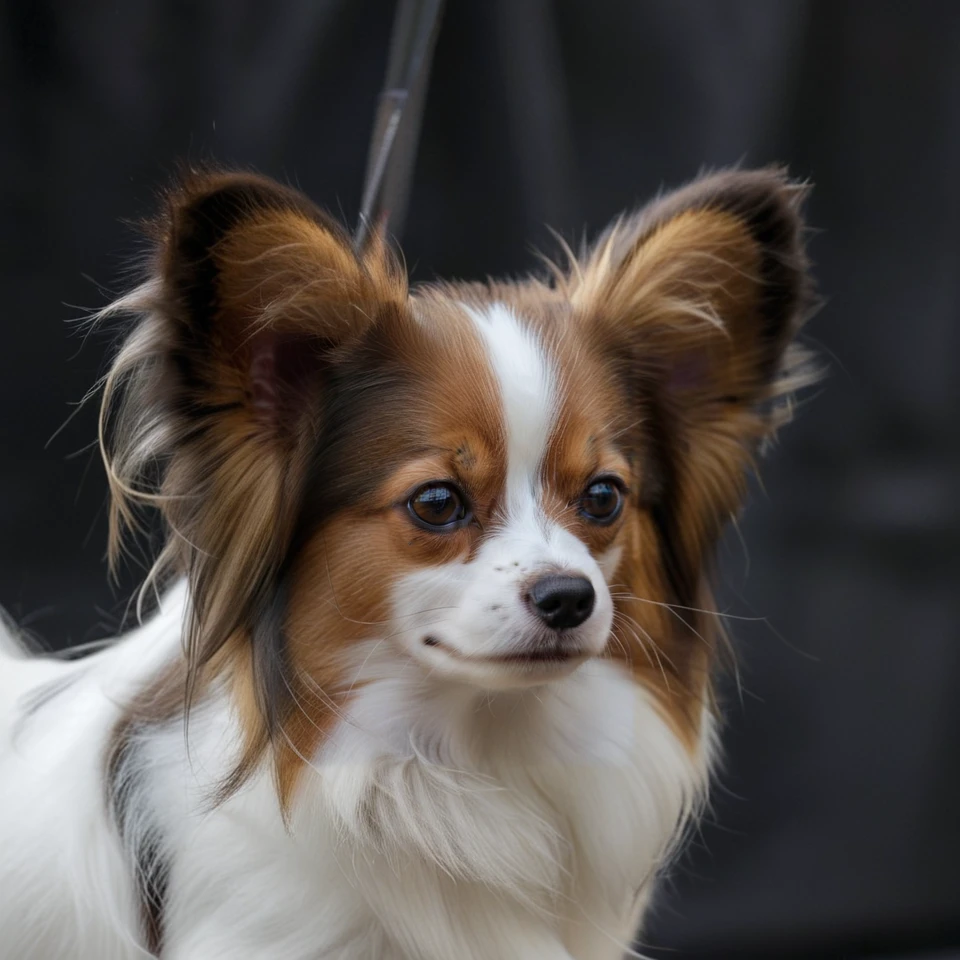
[{"xmin": 2, "ymin": 2, "xmax": 958, "ymax": 957}]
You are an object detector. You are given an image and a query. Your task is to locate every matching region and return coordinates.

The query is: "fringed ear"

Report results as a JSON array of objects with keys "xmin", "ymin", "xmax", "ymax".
[
  {"xmin": 101, "ymin": 171, "xmax": 406, "ymax": 696},
  {"xmin": 568, "ymin": 168, "xmax": 818, "ymax": 595}
]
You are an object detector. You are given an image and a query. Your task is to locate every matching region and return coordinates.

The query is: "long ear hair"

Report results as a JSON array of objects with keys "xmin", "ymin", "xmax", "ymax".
[
  {"xmin": 556, "ymin": 169, "xmax": 819, "ymax": 729},
  {"xmin": 99, "ymin": 171, "xmax": 406, "ymax": 789},
  {"xmin": 567, "ymin": 168, "xmax": 819, "ymax": 591}
]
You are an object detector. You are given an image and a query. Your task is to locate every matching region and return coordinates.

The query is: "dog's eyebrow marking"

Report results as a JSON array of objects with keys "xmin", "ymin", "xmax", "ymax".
[{"xmin": 463, "ymin": 302, "xmax": 557, "ymax": 521}]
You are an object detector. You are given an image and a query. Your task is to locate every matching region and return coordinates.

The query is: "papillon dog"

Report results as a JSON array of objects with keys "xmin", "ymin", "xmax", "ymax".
[{"xmin": 0, "ymin": 167, "xmax": 816, "ymax": 959}]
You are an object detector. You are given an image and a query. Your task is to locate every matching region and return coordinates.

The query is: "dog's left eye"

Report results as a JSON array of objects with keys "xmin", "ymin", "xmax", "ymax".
[
  {"xmin": 408, "ymin": 483, "xmax": 470, "ymax": 530},
  {"xmin": 579, "ymin": 478, "xmax": 625, "ymax": 524}
]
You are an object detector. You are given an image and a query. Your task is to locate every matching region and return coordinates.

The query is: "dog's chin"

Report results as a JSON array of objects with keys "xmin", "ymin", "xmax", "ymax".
[{"xmin": 408, "ymin": 635, "xmax": 599, "ymax": 691}]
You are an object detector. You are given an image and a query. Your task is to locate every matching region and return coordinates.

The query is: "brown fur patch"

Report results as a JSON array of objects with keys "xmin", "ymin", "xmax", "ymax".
[
  {"xmin": 266, "ymin": 296, "xmax": 507, "ymax": 805},
  {"xmin": 101, "ymin": 172, "xmax": 409, "ymax": 804},
  {"xmin": 554, "ymin": 169, "xmax": 815, "ymax": 743}
]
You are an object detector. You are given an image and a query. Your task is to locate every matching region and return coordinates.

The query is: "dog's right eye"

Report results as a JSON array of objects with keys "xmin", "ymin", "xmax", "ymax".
[{"xmin": 408, "ymin": 483, "xmax": 470, "ymax": 531}]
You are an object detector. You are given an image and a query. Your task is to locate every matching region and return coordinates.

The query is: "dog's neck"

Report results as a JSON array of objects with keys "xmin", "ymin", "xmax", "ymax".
[{"xmin": 277, "ymin": 640, "xmax": 709, "ymax": 916}]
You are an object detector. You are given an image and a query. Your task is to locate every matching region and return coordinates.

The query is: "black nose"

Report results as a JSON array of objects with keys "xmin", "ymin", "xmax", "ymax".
[{"xmin": 528, "ymin": 575, "xmax": 596, "ymax": 630}]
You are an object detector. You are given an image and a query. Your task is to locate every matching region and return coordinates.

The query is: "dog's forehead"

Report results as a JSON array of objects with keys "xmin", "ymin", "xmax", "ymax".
[
  {"xmin": 462, "ymin": 301, "xmax": 558, "ymax": 501},
  {"xmin": 404, "ymin": 294, "xmax": 625, "ymax": 476}
]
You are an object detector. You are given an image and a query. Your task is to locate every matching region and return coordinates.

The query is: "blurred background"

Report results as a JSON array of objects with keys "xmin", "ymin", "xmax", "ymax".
[{"xmin": 1, "ymin": 1, "xmax": 958, "ymax": 957}]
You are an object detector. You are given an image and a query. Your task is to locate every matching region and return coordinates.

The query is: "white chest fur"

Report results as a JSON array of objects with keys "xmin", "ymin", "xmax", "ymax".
[
  {"xmin": 1, "ymin": 590, "xmax": 708, "ymax": 960},
  {"xmin": 151, "ymin": 651, "xmax": 706, "ymax": 959}
]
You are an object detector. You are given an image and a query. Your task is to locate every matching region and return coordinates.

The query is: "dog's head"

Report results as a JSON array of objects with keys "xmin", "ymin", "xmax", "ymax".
[{"xmin": 104, "ymin": 169, "xmax": 814, "ymax": 800}]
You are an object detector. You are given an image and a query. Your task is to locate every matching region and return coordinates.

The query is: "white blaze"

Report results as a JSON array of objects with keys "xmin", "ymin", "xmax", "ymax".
[{"xmin": 464, "ymin": 302, "xmax": 556, "ymax": 521}]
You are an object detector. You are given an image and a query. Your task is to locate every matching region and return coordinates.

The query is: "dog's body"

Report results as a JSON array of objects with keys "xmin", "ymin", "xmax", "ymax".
[
  {"xmin": 1, "ymin": 585, "xmax": 702, "ymax": 959},
  {"xmin": 0, "ymin": 168, "xmax": 814, "ymax": 959}
]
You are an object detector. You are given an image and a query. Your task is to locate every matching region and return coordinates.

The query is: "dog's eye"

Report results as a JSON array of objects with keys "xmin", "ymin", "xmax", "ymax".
[
  {"xmin": 579, "ymin": 478, "xmax": 624, "ymax": 525},
  {"xmin": 408, "ymin": 483, "xmax": 470, "ymax": 530}
]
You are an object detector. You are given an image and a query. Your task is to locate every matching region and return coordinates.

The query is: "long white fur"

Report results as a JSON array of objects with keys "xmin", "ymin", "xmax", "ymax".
[{"xmin": 0, "ymin": 305, "xmax": 710, "ymax": 959}]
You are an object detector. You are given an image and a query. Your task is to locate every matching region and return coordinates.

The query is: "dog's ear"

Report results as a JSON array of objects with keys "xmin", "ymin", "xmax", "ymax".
[
  {"xmin": 568, "ymin": 169, "xmax": 816, "ymax": 579},
  {"xmin": 158, "ymin": 171, "xmax": 404, "ymax": 441},
  {"xmin": 103, "ymin": 171, "xmax": 406, "ymax": 673}
]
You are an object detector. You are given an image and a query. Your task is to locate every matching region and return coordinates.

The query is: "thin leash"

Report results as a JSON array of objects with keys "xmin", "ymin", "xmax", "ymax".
[{"xmin": 353, "ymin": 0, "xmax": 445, "ymax": 252}]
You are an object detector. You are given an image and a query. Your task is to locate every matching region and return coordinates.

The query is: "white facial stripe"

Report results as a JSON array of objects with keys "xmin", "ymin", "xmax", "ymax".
[
  {"xmin": 390, "ymin": 303, "xmax": 614, "ymax": 688},
  {"xmin": 463, "ymin": 302, "xmax": 557, "ymax": 516}
]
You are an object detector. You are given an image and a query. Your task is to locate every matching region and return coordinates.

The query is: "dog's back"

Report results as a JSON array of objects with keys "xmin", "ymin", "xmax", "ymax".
[{"xmin": 0, "ymin": 594, "xmax": 186, "ymax": 959}]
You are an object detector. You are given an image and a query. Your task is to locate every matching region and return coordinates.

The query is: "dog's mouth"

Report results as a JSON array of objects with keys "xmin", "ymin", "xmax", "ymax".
[
  {"xmin": 486, "ymin": 649, "xmax": 581, "ymax": 664},
  {"xmin": 422, "ymin": 636, "xmax": 587, "ymax": 667}
]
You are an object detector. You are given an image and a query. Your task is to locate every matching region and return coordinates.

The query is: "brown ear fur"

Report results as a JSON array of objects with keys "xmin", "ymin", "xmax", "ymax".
[
  {"xmin": 567, "ymin": 169, "xmax": 817, "ymax": 587},
  {"xmin": 101, "ymin": 171, "xmax": 406, "ymax": 784},
  {"xmin": 555, "ymin": 170, "xmax": 818, "ymax": 730}
]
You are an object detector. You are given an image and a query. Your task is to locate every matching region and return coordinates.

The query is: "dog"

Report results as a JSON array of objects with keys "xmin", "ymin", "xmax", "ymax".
[{"xmin": 0, "ymin": 167, "xmax": 815, "ymax": 959}]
